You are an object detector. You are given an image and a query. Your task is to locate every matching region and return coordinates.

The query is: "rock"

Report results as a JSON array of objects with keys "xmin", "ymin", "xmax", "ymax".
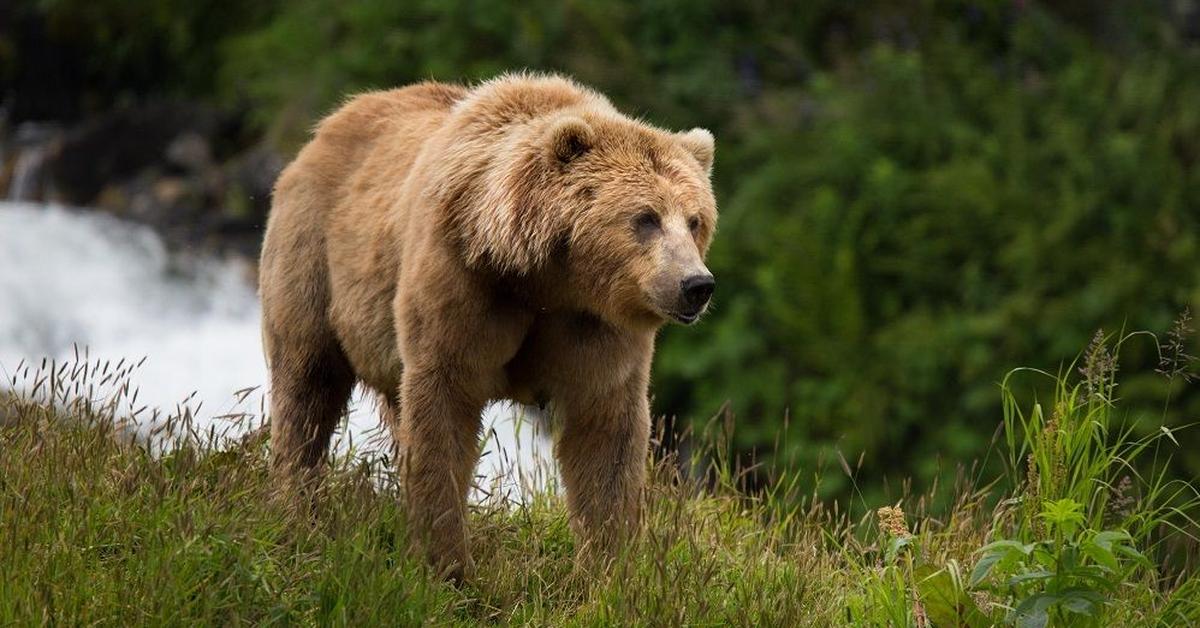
[
  {"xmin": 224, "ymin": 144, "xmax": 284, "ymax": 221},
  {"xmin": 165, "ymin": 133, "xmax": 212, "ymax": 172},
  {"xmin": 44, "ymin": 102, "xmax": 227, "ymax": 206},
  {"xmin": 205, "ymin": 143, "xmax": 285, "ymax": 257},
  {"xmin": 94, "ymin": 184, "xmax": 128, "ymax": 214},
  {"xmin": 153, "ymin": 177, "xmax": 190, "ymax": 207},
  {"xmin": 2, "ymin": 100, "xmax": 279, "ymax": 261}
]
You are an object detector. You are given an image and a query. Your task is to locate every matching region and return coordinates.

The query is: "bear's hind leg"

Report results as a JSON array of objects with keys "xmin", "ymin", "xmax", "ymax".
[{"xmin": 268, "ymin": 340, "xmax": 356, "ymax": 490}]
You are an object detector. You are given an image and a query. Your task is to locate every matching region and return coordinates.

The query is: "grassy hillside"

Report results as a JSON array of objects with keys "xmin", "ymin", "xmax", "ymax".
[{"xmin": 1, "ymin": 329, "xmax": 1198, "ymax": 626}]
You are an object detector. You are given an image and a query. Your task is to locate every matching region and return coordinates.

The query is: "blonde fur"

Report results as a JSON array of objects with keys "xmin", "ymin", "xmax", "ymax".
[{"xmin": 260, "ymin": 73, "xmax": 717, "ymax": 579}]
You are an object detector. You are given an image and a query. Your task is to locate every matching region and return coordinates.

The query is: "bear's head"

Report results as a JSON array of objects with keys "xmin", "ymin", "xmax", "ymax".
[
  {"xmin": 442, "ymin": 75, "xmax": 718, "ymax": 329},
  {"xmin": 554, "ymin": 117, "xmax": 717, "ymax": 328}
]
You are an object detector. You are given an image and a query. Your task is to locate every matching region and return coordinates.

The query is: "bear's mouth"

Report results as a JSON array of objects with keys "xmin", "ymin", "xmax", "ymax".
[{"xmin": 671, "ymin": 312, "xmax": 700, "ymax": 325}]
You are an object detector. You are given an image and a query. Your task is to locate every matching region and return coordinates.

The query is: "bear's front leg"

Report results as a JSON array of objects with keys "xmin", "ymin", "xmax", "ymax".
[
  {"xmin": 399, "ymin": 363, "xmax": 487, "ymax": 580},
  {"xmin": 556, "ymin": 381, "xmax": 651, "ymax": 558}
]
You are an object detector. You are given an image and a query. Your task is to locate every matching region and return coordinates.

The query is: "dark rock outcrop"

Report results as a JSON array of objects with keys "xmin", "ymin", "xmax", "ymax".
[{"xmin": 2, "ymin": 102, "xmax": 283, "ymax": 260}]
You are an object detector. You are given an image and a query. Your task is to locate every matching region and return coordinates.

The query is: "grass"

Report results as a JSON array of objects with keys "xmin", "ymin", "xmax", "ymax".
[{"xmin": 1, "ymin": 326, "xmax": 1198, "ymax": 626}]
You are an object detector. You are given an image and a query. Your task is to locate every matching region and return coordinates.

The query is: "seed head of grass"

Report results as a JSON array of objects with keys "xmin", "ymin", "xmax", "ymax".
[
  {"xmin": 876, "ymin": 505, "xmax": 911, "ymax": 538},
  {"xmin": 1080, "ymin": 329, "xmax": 1118, "ymax": 402},
  {"xmin": 1157, "ymin": 308, "xmax": 1196, "ymax": 383}
]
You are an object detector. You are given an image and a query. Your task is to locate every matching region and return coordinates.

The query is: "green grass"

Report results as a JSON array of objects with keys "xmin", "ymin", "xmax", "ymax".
[{"xmin": 1, "ymin": 329, "xmax": 1198, "ymax": 626}]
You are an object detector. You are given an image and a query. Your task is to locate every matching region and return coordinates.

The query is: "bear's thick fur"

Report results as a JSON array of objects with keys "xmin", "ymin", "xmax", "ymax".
[{"xmin": 260, "ymin": 74, "xmax": 717, "ymax": 578}]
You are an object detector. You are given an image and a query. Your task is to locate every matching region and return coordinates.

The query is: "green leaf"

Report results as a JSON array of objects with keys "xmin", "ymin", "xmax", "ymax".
[
  {"xmin": 1080, "ymin": 538, "xmax": 1119, "ymax": 572},
  {"xmin": 1093, "ymin": 530, "xmax": 1132, "ymax": 548},
  {"xmin": 1059, "ymin": 588, "xmax": 1105, "ymax": 616},
  {"xmin": 1114, "ymin": 544, "xmax": 1153, "ymax": 568},
  {"xmin": 915, "ymin": 565, "xmax": 994, "ymax": 628},
  {"xmin": 1040, "ymin": 499, "xmax": 1086, "ymax": 538},
  {"xmin": 1007, "ymin": 570, "xmax": 1055, "ymax": 587},
  {"xmin": 1013, "ymin": 594, "xmax": 1058, "ymax": 628},
  {"xmin": 976, "ymin": 539, "xmax": 1034, "ymax": 557},
  {"xmin": 1065, "ymin": 565, "xmax": 1119, "ymax": 589},
  {"xmin": 884, "ymin": 535, "xmax": 913, "ymax": 565},
  {"xmin": 969, "ymin": 553, "xmax": 1002, "ymax": 588},
  {"xmin": 971, "ymin": 540, "xmax": 1035, "ymax": 587},
  {"xmin": 1030, "ymin": 545, "xmax": 1058, "ymax": 570}
]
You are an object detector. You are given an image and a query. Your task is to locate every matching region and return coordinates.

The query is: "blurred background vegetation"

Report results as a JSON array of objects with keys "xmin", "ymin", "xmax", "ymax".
[{"xmin": 3, "ymin": 0, "xmax": 1198, "ymax": 502}]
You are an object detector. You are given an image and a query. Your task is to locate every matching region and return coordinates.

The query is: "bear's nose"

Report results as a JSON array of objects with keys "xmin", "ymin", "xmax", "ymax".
[{"xmin": 680, "ymin": 274, "xmax": 715, "ymax": 312}]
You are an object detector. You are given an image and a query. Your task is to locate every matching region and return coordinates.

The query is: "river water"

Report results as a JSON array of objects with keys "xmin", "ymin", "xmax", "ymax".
[{"xmin": 0, "ymin": 201, "xmax": 555, "ymax": 500}]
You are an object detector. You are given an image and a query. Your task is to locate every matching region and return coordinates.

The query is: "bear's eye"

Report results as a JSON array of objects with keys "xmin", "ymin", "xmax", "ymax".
[
  {"xmin": 687, "ymin": 216, "xmax": 701, "ymax": 233},
  {"xmin": 634, "ymin": 210, "xmax": 661, "ymax": 237}
]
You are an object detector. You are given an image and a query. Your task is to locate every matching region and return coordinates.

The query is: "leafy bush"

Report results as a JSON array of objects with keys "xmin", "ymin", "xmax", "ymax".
[
  {"xmin": 971, "ymin": 504, "xmax": 1147, "ymax": 626},
  {"xmin": 655, "ymin": 9, "xmax": 1200, "ymax": 499},
  {"xmin": 851, "ymin": 328, "xmax": 1199, "ymax": 626}
]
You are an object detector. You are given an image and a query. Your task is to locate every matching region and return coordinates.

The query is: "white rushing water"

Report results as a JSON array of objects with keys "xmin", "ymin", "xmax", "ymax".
[{"xmin": 0, "ymin": 202, "xmax": 555, "ymax": 500}]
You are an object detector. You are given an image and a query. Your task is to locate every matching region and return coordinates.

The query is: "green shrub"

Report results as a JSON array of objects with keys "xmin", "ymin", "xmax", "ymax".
[{"xmin": 655, "ymin": 11, "xmax": 1200, "ymax": 500}]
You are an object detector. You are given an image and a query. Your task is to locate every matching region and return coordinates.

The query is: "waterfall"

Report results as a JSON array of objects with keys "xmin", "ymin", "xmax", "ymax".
[
  {"xmin": 0, "ymin": 201, "xmax": 555, "ymax": 501},
  {"xmin": 6, "ymin": 143, "xmax": 48, "ymax": 202}
]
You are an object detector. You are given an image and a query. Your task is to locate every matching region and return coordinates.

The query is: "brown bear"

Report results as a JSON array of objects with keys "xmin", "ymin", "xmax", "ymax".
[{"xmin": 259, "ymin": 73, "xmax": 717, "ymax": 578}]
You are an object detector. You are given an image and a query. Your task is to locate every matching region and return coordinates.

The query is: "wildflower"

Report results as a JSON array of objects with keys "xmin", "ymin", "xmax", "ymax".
[
  {"xmin": 877, "ymin": 505, "xmax": 911, "ymax": 538},
  {"xmin": 1080, "ymin": 329, "xmax": 1118, "ymax": 401},
  {"xmin": 1157, "ymin": 309, "xmax": 1196, "ymax": 383},
  {"xmin": 1025, "ymin": 452, "xmax": 1040, "ymax": 495},
  {"xmin": 1025, "ymin": 453, "xmax": 1045, "ymax": 536},
  {"xmin": 1046, "ymin": 410, "xmax": 1067, "ymax": 494},
  {"xmin": 1108, "ymin": 475, "xmax": 1136, "ymax": 521},
  {"xmin": 1044, "ymin": 412, "xmax": 1058, "ymax": 443}
]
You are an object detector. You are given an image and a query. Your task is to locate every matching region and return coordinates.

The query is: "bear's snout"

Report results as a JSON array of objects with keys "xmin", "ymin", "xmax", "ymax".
[{"xmin": 675, "ymin": 273, "xmax": 715, "ymax": 323}]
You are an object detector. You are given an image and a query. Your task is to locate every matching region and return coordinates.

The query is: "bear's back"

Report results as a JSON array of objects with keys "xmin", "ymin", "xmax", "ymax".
[{"xmin": 308, "ymin": 83, "xmax": 470, "ymax": 192}]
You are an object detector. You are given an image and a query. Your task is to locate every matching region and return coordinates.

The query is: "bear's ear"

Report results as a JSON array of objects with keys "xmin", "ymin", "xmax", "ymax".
[
  {"xmin": 676, "ymin": 128, "xmax": 715, "ymax": 175},
  {"xmin": 545, "ymin": 116, "xmax": 593, "ymax": 165}
]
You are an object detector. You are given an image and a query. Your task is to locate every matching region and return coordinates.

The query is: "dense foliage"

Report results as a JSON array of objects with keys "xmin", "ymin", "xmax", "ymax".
[{"xmin": 4, "ymin": 0, "xmax": 1198, "ymax": 500}]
